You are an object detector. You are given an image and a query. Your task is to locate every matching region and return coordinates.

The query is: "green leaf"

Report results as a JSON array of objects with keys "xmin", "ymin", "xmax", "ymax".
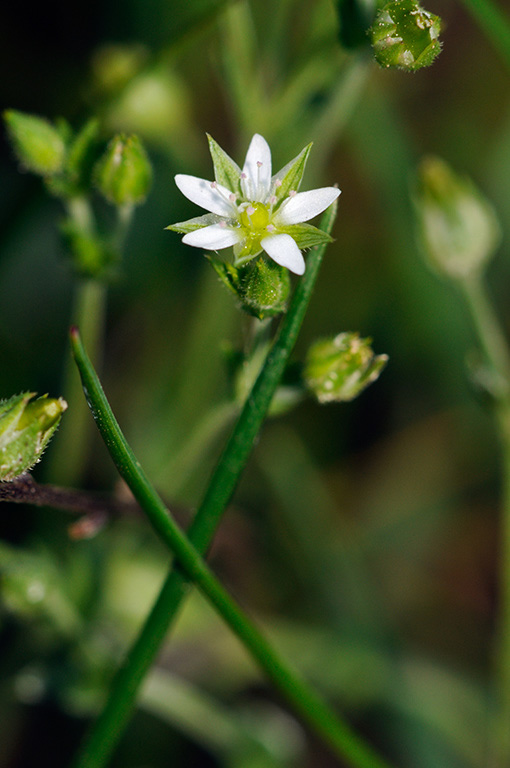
[
  {"xmin": 207, "ymin": 134, "xmax": 242, "ymax": 193},
  {"xmin": 4, "ymin": 109, "xmax": 66, "ymax": 176},
  {"xmin": 273, "ymin": 143, "xmax": 312, "ymax": 206},
  {"xmin": 166, "ymin": 213, "xmax": 220, "ymax": 234},
  {"xmin": 280, "ymin": 223, "xmax": 334, "ymax": 250}
]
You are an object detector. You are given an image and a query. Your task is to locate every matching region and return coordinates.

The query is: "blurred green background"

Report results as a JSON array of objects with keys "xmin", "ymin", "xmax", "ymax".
[{"xmin": 1, "ymin": 0, "xmax": 509, "ymax": 765}]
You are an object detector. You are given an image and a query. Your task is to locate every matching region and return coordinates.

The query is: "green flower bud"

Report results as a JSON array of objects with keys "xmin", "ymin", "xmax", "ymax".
[
  {"xmin": 209, "ymin": 256, "xmax": 290, "ymax": 319},
  {"xmin": 0, "ymin": 393, "xmax": 67, "ymax": 482},
  {"xmin": 304, "ymin": 333, "xmax": 388, "ymax": 403},
  {"xmin": 370, "ymin": 0, "xmax": 442, "ymax": 71},
  {"xmin": 94, "ymin": 134, "xmax": 152, "ymax": 206},
  {"xmin": 414, "ymin": 157, "xmax": 501, "ymax": 280},
  {"xmin": 4, "ymin": 110, "xmax": 66, "ymax": 176}
]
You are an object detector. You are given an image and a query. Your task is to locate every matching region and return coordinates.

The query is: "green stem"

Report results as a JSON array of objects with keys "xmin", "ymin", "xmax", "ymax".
[
  {"xmin": 71, "ymin": 203, "xmax": 389, "ymax": 768},
  {"xmin": 49, "ymin": 277, "xmax": 107, "ymax": 485},
  {"xmin": 458, "ymin": 274, "xmax": 510, "ymax": 767},
  {"xmin": 69, "ymin": 310, "xmax": 392, "ymax": 768},
  {"xmin": 458, "ymin": 0, "xmax": 510, "ymax": 70}
]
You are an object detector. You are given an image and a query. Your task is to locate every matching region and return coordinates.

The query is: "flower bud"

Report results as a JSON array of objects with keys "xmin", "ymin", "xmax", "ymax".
[
  {"xmin": 238, "ymin": 258, "xmax": 291, "ymax": 319},
  {"xmin": 0, "ymin": 393, "xmax": 67, "ymax": 482},
  {"xmin": 370, "ymin": 0, "xmax": 442, "ymax": 71},
  {"xmin": 209, "ymin": 256, "xmax": 290, "ymax": 319},
  {"xmin": 4, "ymin": 110, "xmax": 66, "ymax": 176},
  {"xmin": 414, "ymin": 157, "xmax": 501, "ymax": 280},
  {"xmin": 94, "ymin": 134, "xmax": 152, "ymax": 206},
  {"xmin": 304, "ymin": 333, "xmax": 388, "ymax": 403}
]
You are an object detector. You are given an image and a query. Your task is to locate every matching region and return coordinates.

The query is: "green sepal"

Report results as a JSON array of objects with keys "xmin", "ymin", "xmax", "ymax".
[
  {"xmin": 46, "ymin": 119, "xmax": 101, "ymax": 198},
  {"xmin": 207, "ymin": 133, "xmax": 242, "ymax": 193},
  {"xmin": 304, "ymin": 333, "xmax": 388, "ymax": 403},
  {"xmin": 279, "ymin": 223, "xmax": 333, "ymax": 250},
  {"xmin": 207, "ymin": 256, "xmax": 241, "ymax": 297},
  {"xmin": 0, "ymin": 393, "xmax": 67, "ymax": 482},
  {"xmin": 370, "ymin": 0, "xmax": 442, "ymax": 71},
  {"xmin": 208, "ymin": 256, "xmax": 290, "ymax": 319},
  {"xmin": 66, "ymin": 119, "xmax": 100, "ymax": 192},
  {"xmin": 237, "ymin": 257, "xmax": 291, "ymax": 319},
  {"xmin": 166, "ymin": 213, "xmax": 221, "ymax": 234},
  {"xmin": 273, "ymin": 143, "xmax": 312, "ymax": 206},
  {"xmin": 4, "ymin": 110, "xmax": 66, "ymax": 176}
]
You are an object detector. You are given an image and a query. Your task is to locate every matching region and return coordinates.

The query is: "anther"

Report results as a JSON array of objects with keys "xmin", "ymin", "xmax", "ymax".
[
  {"xmin": 266, "ymin": 224, "xmax": 275, "ymax": 232},
  {"xmin": 289, "ymin": 190, "xmax": 297, "ymax": 197}
]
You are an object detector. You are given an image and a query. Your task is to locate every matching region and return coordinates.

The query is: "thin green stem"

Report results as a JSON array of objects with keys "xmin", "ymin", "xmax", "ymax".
[
  {"xmin": 69, "ymin": 287, "xmax": 392, "ymax": 768},
  {"xmin": 71, "ymin": 203, "xmax": 389, "ymax": 768},
  {"xmin": 458, "ymin": 274, "xmax": 510, "ymax": 768},
  {"xmin": 458, "ymin": 0, "xmax": 510, "ymax": 70},
  {"xmin": 49, "ymin": 277, "xmax": 107, "ymax": 485}
]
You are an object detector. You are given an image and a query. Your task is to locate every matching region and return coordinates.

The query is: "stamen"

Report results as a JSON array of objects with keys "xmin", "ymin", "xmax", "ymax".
[
  {"xmin": 209, "ymin": 180, "xmax": 238, "ymax": 210},
  {"xmin": 219, "ymin": 221, "xmax": 226, "ymax": 228},
  {"xmin": 240, "ymin": 171, "xmax": 253, "ymax": 199},
  {"xmin": 289, "ymin": 190, "xmax": 297, "ymax": 197},
  {"xmin": 266, "ymin": 224, "xmax": 276, "ymax": 232},
  {"xmin": 274, "ymin": 179, "xmax": 282, "ymax": 187},
  {"xmin": 246, "ymin": 205, "xmax": 256, "ymax": 216}
]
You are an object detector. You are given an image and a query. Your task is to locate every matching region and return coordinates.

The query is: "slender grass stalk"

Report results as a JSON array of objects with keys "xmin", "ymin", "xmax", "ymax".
[
  {"xmin": 458, "ymin": 0, "xmax": 510, "ymax": 70},
  {"xmin": 71, "ymin": 203, "xmax": 391, "ymax": 768},
  {"xmin": 458, "ymin": 274, "xmax": 510, "ymax": 768},
  {"xmin": 69, "ymin": 221, "xmax": 393, "ymax": 768}
]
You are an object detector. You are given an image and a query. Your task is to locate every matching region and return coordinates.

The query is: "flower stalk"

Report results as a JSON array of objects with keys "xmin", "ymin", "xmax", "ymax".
[
  {"xmin": 70, "ymin": 201, "xmax": 389, "ymax": 768},
  {"xmin": 69, "ymin": 292, "xmax": 392, "ymax": 768}
]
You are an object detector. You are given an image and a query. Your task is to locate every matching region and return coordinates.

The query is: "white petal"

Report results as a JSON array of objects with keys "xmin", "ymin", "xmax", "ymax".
[
  {"xmin": 241, "ymin": 134, "xmax": 272, "ymax": 202},
  {"xmin": 274, "ymin": 187, "xmax": 341, "ymax": 225},
  {"xmin": 175, "ymin": 174, "xmax": 236, "ymax": 217},
  {"xmin": 260, "ymin": 234, "xmax": 305, "ymax": 275},
  {"xmin": 182, "ymin": 224, "xmax": 242, "ymax": 250}
]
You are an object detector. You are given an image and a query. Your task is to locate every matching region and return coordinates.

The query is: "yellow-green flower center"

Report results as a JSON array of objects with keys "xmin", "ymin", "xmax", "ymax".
[
  {"xmin": 237, "ymin": 202, "xmax": 272, "ymax": 260},
  {"xmin": 240, "ymin": 202, "xmax": 270, "ymax": 231}
]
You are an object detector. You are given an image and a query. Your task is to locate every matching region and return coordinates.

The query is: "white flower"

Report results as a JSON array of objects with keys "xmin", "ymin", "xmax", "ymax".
[{"xmin": 167, "ymin": 134, "xmax": 340, "ymax": 275}]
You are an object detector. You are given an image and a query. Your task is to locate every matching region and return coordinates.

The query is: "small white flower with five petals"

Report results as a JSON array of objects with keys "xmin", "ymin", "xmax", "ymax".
[{"xmin": 167, "ymin": 134, "xmax": 340, "ymax": 275}]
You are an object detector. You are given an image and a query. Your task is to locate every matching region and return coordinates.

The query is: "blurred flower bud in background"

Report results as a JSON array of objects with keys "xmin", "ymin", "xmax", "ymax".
[
  {"xmin": 414, "ymin": 156, "xmax": 502, "ymax": 281},
  {"xmin": 94, "ymin": 134, "xmax": 152, "ymax": 207}
]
